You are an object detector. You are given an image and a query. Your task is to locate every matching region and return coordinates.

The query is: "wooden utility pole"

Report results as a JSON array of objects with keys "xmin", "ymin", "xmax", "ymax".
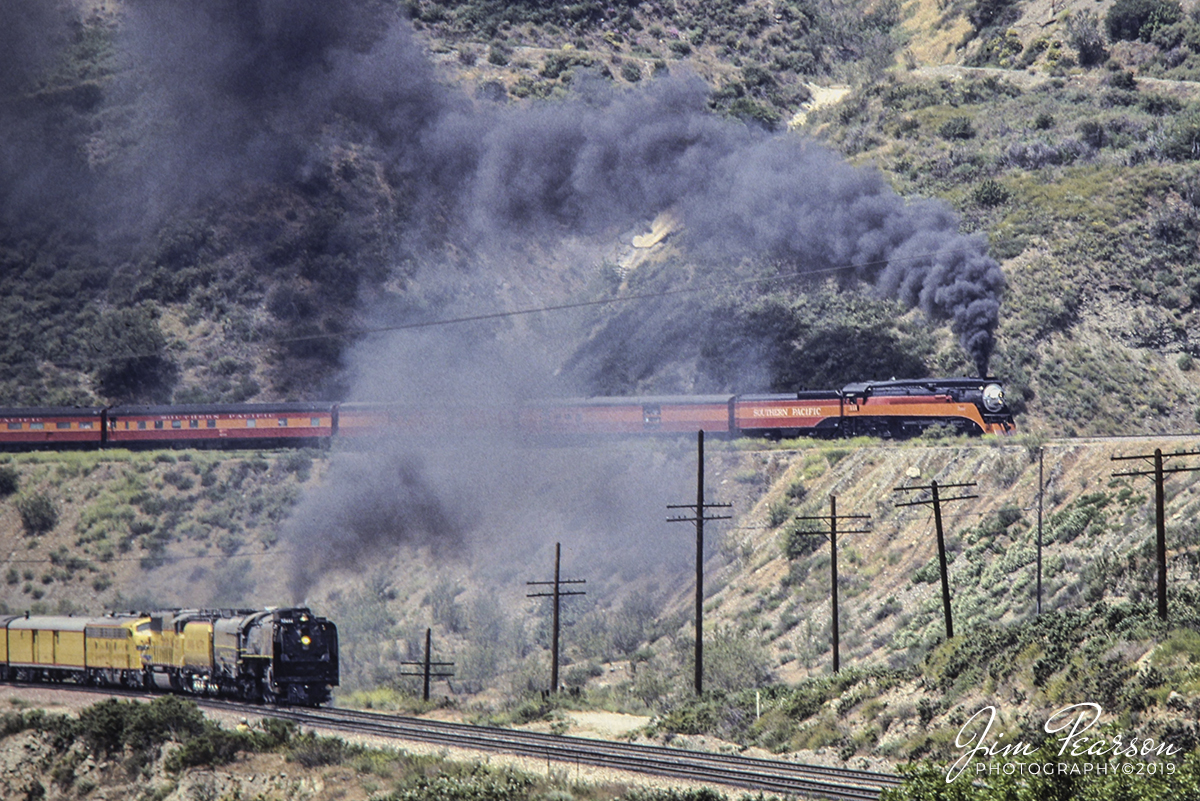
[
  {"xmin": 398, "ymin": 628, "xmax": 455, "ymax": 701},
  {"xmin": 792, "ymin": 495, "xmax": 870, "ymax": 673},
  {"xmin": 668, "ymin": 430, "xmax": 731, "ymax": 694},
  {"xmin": 894, "ymin": 480, "xmax": 978, "ymax": 640},
  {"xmin": 1037, "ymin": 447, "xmax": 1044, "ymax": 615},
  {"xmin": 1111, "ymin": 448, "xmax": 1200, "ymax": 621},
  {"xmin": 527, "ymin": 542, "xmax": 586, "ymax": 693}
]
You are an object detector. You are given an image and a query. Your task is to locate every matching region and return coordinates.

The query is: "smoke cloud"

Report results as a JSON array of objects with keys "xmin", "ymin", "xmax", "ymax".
[
  {"xmin": 0, "ymin": 0, "xmax": 94, "ymax": 229},
  {"xmin": 282, "ymin": 324, "xmax": 697, "ymax": 602},
  {"xmin": 2, "ymin": 1, "xmax": 1001, "ymax": 367},
  {"xmin": 109, "ymin": 0, "xmax": 1002, "ymax": 370}
]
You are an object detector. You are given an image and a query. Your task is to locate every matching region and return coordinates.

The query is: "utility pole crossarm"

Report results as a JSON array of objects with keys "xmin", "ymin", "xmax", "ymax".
[
  {"xmin": 1112, "ymin": 465, "xmax": 1200, "ymax": 478},
  {"xmin": 398, "ymin": 628, "xmax": 455, "ymax": 701},
  {"xmin": 667, "ymin": 502, "xmax": 732, "ymax": 524},
  {"xmin": 527, "ymin": 589, "xmax": 587, "ymax": 598},
  {"xmin": 1112, "ymin": 448, "xmax": 1200, "ymax": 462},
  {"xmin": 894, "ymin": 494, "xmax": 979, "ymax": 507},
  {"xmin": 893, "ymin": 481, "xmax": 978, "ymax": 491}
]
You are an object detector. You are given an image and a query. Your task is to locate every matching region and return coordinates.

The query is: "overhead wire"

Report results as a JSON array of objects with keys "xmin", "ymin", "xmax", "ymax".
[{"xmin": 35, "ymin": 243, "xmax": 984, "ymax": 370}]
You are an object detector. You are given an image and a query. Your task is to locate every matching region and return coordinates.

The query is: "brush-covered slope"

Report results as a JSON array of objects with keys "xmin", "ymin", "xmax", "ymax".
[{"xmin": 2, "ymin": 0, "xmax": 1199, "ymax": 439}]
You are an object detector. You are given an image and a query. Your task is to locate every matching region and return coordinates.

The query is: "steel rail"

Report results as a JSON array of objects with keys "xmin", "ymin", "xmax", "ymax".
[{"xmin": 197, "ymin": 699, "xmax": 901, "ymax": 800}]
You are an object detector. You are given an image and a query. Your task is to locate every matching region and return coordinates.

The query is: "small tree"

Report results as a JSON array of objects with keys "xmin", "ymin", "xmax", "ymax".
[
  {"xmin": 971, "ymin": 0, "xmax": 1021, "ymax": 29},
  {"xmin": 1106, "ymin": 0, "xmax": 1182, "ymax": 42},
  {"xmin": 88, "ymin": 304, "xmax": 179, "ymax": 403},
  {"xmin": 938, "ymin": 116, "xmax": 977, "ymax": 140},
  {"xmin": 973, "ymin": 179, "xmax": 1012, "ymax": 207}
]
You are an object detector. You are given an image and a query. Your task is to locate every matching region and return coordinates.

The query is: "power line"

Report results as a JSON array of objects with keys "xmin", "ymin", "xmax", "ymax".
[
  {"xmin": 893, "ymin": 480, "xmax": 979, "ymax": 640},
  {"xmin": 792, "ymin": 495, "xmax": 870, "ymax": 674},
  {"xmin": 526, "ymin": 542, "xmax": 586, "ymax": 694},
  {"xmin": 33, "ymin": 244, "xmax": 987, "ymax": 369},
  {"xmin": 399, "ymin": 628, "xmax": 454, "ymax": 702},
  {"xmin": 275, "ymin": 246, "xmax": 980, "ymax": 344},
  {"xmin": 667, "ymin": 430, "xmax": 731, "ymax": 695}
]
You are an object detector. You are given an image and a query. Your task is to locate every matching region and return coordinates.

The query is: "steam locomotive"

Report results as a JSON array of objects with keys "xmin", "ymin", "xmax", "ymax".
[
  {"xmin": 0, "ymin": 377, "xmax": 1013, "ymax": 449},
  {"xmin": 0, "ymin": 607, "xmax": 338, "ymax": 706}
]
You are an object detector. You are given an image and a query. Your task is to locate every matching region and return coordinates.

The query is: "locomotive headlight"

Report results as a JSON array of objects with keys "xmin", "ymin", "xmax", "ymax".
[
  {"xmin": 300, "ymin": 635, "xmax": 312, "ymax": 647},
  {"xmin": 982, "ymin": 383, "xmax": 1005, "ymax": 413}
]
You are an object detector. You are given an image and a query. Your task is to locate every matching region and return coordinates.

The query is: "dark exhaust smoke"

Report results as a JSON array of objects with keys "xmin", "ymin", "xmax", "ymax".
[
  {"xmin": 4, "ymin": 2, "xmax": 1003, "ymax": 370},
  {"xmin": 109, "ymin": 2, "xmax": 1002, "ymax": 371}
]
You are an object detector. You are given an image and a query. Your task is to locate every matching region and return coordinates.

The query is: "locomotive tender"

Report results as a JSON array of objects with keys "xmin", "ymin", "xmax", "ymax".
[
  {"xmin": 0, "ymin": 378, "xmax": 1013, "ymax": 449},
  {"xmin": 0, "ymin": 607, "xmax": 338, "ymax": 706}
]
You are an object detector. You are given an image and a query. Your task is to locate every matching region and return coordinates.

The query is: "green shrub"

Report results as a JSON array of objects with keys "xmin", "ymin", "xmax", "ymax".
[
  {"xmin": 1068, "ymin": 10, "xmax": 1109, "ymax": 66},
  {"xmin": 1110, "ymin": 69, "xmax": 1138, "ymax": 90},
  {"xmin": 164, "ymin": 727, "xmax": 253, "ymax": 772},
  {"xmin": 16, "ymin": 492, "xmax": 58, "ymax": 535},
  {"xmin": 88, "ymin": 304, "xmax": 179, "ymax": 403},
  {"xmin": 971, "ymin": 0, "xmax": 1021, "ymax": 29},
  {"xmin": 782, "ymin": 521, "xmax": 826, "ymax": 559},
  {"xmin": 486, "ymin": 43, "xmax": 511, "ymax": 66},
  {"xmin": 972, "ymin": 179, "xmax": 1011, "ymax": 207},
  {"xmin": 0, "ymin": 465, "xmax": 18, "ymax": 497},
  {"xmin": 287, "ymin": 732, "xmax": 356, "ymax": 768},
  {"xmin": 785, "ymin": 479, "xmax": 807, "ymax": 503},
  {"xmin": 278, "ymin": 450, "xmax": 313, "ymax": 480},
  {"xmin": 938, "ymin": 116, "xmax": 976, "ymax": 140},
  {"xmin": 767, "ymin": 499, "xmax": 793, "ymax": 527}
]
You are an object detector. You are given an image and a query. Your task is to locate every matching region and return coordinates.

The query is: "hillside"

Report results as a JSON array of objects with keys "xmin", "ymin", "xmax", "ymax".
[
  {"xmin": 2, "ymin": 432, "xmax": 1198, "ymax": 770},
  {"xmin": 1, "ymin": 0, "xmax": 1198, "ymax": 435}
]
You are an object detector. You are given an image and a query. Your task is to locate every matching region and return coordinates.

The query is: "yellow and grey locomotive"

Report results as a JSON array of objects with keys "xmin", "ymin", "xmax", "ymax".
[{"xmin": 0, "ymin": 607, "xmax": 338, "ymax": 706}]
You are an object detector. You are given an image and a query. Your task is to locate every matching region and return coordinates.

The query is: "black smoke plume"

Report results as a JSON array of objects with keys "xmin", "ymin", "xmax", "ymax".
[
  {"xmin": 109, "ymin": 1, "xmax": 1002, "ymax": 371},
  {"xmin": 4, "ymin": 2, "xmax": 1003, "ymax": 371}
]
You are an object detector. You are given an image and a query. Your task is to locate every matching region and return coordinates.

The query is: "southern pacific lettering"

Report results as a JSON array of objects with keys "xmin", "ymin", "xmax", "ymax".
[{"xmin": 750, "ymin": 407, "xmax": 823, "ymax": 417}]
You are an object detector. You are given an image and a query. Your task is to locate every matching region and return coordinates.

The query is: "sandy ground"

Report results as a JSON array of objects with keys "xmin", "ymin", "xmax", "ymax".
[{"xmin": 789, "ymin": 83, "xmax": 852, "ymax": 129}]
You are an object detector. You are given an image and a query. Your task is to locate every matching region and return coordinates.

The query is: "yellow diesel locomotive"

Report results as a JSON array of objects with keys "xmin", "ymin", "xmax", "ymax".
[{"xmin": 0, "ymin": 607, "xmax": 338, "ymax": 706}]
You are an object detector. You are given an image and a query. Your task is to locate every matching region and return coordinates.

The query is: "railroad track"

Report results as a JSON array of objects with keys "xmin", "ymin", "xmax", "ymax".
[{"xmin": 199, "ymin": 699, "xmax": 903, "ymax": 800}]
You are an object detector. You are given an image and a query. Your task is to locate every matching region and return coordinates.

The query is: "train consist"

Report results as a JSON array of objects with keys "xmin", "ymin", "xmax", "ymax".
[
  {"xmin": 0, "ymin": 378, "xmax": 1013, "ymax": 449},
  {"xmin": 0, "ymin": 607, "xmax": 338, "ymax": 705}
]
